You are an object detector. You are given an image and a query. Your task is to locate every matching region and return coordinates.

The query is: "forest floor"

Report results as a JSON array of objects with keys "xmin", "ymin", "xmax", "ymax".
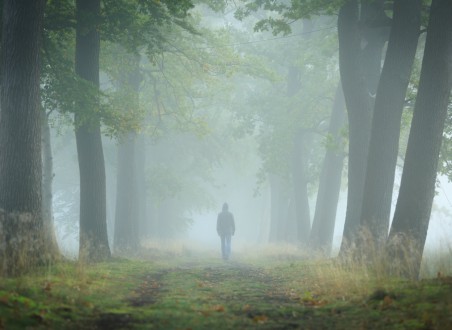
[{"xmin": 1, "ymin": 244, "xmax": 452, "ymax": 329}]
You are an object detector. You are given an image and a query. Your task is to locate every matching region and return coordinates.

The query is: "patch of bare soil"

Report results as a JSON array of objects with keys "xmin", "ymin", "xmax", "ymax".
[
  {"xmin": 128, "ymin": 270, "xmax": 169, "ymax": 307},
  {"xmin": 90, "ymin": 262, "xmax": 306, "ymax": 329}
]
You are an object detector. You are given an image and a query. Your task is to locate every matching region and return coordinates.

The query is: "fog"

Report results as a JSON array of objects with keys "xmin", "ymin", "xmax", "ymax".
[
  {"xmin": 4, "ymin": 2, "xmax": 452, "ymax": 329},
  {"xmin": 51, "ymin": 122, "xmax": 452, "ymax": 257},
  {"xmin": 37, "ymin": 2, "xmax": 452, "ymax": 264}
]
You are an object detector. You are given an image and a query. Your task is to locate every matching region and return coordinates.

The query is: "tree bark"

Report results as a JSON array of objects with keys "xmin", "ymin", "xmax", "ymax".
[
  {"xmin": 360, "ymin": 0, "xmax": 421, "ymax": 248},
  {"xmin": 309, "ymin": 83, "xmax": 346, "ymax": 255},
  {"xmin": 0, "ymin": 0, "xmax": 46, "ymax": 276},
  {"xmin": 114, "ymin": 133, "xmax": 139, "ymax": 252},
  {"xmin": 136, "ymin": 134, "xmax": 148, "ymax": 240},
  {"xmin": 41, "ymin": 110, "xmax": 60, "ymax": 259},
  {"xmin": 269, "ymin": 175, "xmax": 287, "ymax": 242},
  {"xmin": 338, "ymin": 1, "xmax": 387, "ymax": 254},
  {"xmin": 287, "ymin": 63, "xmax": 311, "ymax": 246},
  {"xmin": 75, "ymin": 0, "xmax": 111, "ymax": 262},
  {"xmin": 292, "ymin": 129, "xmax": 311, "ymax": 245},
  {"xmin": 388, "ymin": 0, "xmax": 452, "ymax": 279},
  {"xmin": 114, "ymin": 57, "xmax": 142, "ymax": 253},
  {"xmin": 338, "ymin": 1, "xmax": 373, "ymax": 251}
]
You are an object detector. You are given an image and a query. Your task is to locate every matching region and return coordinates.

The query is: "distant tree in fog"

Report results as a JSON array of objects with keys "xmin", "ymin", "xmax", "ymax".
[
  {"xmin": 113, "ymin": 55, "xmax": 141, "ymax": 253},
  {"xmin": 74, "ymin": 0, "xmax": 111, "ymax": 262},
  {"xmin": 41, "ymin": 109, "xmax": 60, "ymax": 259},
  {"xmin": 309, "ymin": 83, "xmax": 346, "ymax": 255}
]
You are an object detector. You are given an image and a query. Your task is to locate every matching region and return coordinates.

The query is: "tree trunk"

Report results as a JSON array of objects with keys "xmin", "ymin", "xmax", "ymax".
[
  {"xmin": 114, "ymin": 57, "xmax": 142, "ymax": 253},
  {"xmin": 287, "ymin": 63, "xmax": 311, "ymax": 246},
  {"xmin": 309, "ymin": 83, "xmax": 346, "ymax": 255},
  {"xmin": 360, "ymin": 0, "xmax": 421, "ymax": 248},
  {"xmin": 114, "ymin": 133, "xmax": 139, "ymax": 252},
  {"xmin": 75, "ymin": 0, "xmax": 111, "ymax": 262},
  {"xmin": 388, "ymin": 0, "xmax": 452, "ymax": 279},
  {"xmin": 337, "ymin": 1, "xmax": 372, "ymax": 251},
  {"xmin": 0, "ymin": 0, "xmax": 46, "ymax": 276},
  {"xmin": 269, "ymin": 175, "xmax": 287, "ymax": 242},
  {"xmin": 136, "ymin": 134, "xmax": 148, "ymax": 240},
  {"xmin": 41, "ymin": 110, "xmax": 60, "ymax": 259},
  {"xmin": 292, "ymin": 129, "xmax": 311, "ymax": 245},
  {"xmin": 338, "ymin": 1, "xmax": 386, "ymax": 254}
]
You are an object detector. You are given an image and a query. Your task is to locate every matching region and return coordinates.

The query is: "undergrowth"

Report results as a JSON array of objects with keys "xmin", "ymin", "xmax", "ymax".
[{"xmin": 0, "ymin": 241, "xmax": 451, "ymax": 329}]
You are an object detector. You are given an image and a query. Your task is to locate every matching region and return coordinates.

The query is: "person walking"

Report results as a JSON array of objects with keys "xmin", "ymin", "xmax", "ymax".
[{"xmin": 216, "ymin": 203, "xmax": 235, "ymax": 260}]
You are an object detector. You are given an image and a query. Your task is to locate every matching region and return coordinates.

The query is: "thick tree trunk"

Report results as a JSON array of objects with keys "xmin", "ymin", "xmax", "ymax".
[
  {"xmin": 337, "ymin": 1, "xmax": 372, "ymax": 251},
  {"xmin": 388, "ymin": 0, "xmax": 452, "ymax": 279},
  {"xmin": 41, "ymin": 110, "xmax": 60, "ymax": 259},
  {"xmin": 360, "ymin": 0, "xmax": 421, "ymax": 248},
  {"xmin": 309, "ymin": 83, "xmax": 346, "ymax": 255},
  {"xmin": 338, "ymin": 1, "xmax": 387, "ymax": 254},
  {"xmin": 0, "ymin": 0, "xmax": 46, "ymax": 276},
  {"xmin": 75, "ymin": 0, "xmax": 111, "ymax": 262}
]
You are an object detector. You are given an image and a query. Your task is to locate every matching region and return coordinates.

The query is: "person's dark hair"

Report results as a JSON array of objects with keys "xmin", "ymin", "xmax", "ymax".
[{"xmin": 222, "ymin": 203, "xmax": 228, "ymax": 211}]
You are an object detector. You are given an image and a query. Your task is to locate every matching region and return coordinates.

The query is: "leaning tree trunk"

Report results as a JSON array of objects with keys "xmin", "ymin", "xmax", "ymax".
[
  {"xmin": 309, "ymin": 83, "xmax": 346, "ymax": 256},
  {"xmin": 0, "ymin": 0, "xmax": 46, "ymax": 276},
  {"xmin": 75, "ymin": 0, "xmax": 111, "ymax": 262},
  {"xmin": 41, "ymin": 110, "xmax": 60, "ymax": 259},
  {"xmin": 360, "ymin": 0, "xmax": 421, "ymax": 250},
  {"xmin": 388, "ymin": 0, "xmax": 452, "ymax": 279},
  {"xmin": 338, "ymin": 0, "xmax": 387, "ymax": 255}
]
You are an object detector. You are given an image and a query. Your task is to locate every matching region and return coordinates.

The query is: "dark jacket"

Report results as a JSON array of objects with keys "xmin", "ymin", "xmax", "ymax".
[{"xmin": 217, "ymin": 210, "xmax": 235, "ymax": 236}]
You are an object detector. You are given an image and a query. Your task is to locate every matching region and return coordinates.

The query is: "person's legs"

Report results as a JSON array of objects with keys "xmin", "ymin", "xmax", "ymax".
[
  {"xmin": 225, "ymin": 235, "xmax": 232, "ymax": 259},
  {"xmin": 220, "ymin": 235, "xmax": 227, "ymax": 259}
]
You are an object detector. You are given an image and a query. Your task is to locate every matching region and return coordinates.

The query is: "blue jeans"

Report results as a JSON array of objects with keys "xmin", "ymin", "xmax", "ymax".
[{"xmin": 220, "ymin": 235, "xmax": 232, "ymax": 260}]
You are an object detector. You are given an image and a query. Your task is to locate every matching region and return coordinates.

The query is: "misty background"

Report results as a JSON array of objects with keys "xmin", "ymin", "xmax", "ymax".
[{"xmin": 37, "ymin": 1, "xmax": 452, "ymax": 260}]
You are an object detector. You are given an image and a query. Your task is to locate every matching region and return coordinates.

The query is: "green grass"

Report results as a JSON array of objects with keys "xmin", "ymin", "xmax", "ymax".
[{"xmin": 1, "ymin": 245, "xmax": 452, "ymax": 329}]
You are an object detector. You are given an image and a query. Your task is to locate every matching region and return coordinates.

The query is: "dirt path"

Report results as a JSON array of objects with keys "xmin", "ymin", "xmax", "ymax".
[
  {"xmin": 85, "ymin": 258, "xmax": 452, "ymax": 329},
  {"xmin": 92, "ymin": 261, "xmax": 318, "ymax": 330},
  {"xmin": 3, "ymin": 256, "xmax": 450, "ymax": 329}
]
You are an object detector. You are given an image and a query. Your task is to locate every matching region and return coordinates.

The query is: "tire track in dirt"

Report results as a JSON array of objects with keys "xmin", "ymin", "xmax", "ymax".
[
  {"xmin": 92, "ymin": 261, "xmax": 302, "ymax": 329},
  {"xmin": 91, "ymin": 270, "xmax": 169, "ymax": 329},
  {"xmin": 192, "ymin": 261, "xmax": 311, "ymax": 329},
  {"xmin": 128, "ymin": 269, "xmax": 169, "ymax": 307}
]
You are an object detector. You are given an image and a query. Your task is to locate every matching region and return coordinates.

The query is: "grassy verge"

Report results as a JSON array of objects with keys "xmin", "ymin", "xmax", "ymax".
[{"xmin": 1, "ymin": 244, "xmax": 452, "ymax": 329}]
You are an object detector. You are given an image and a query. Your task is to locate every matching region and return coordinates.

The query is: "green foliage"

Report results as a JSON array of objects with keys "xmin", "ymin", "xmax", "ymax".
[
  {"xmin": 41, "ymin": 0, "xmax": 198, "ymax": 139},
  {"xmin": 235, "ymin": 0, "xmax": 345, "ymax": 35},
  {"xmin": 223, "ymin": 13, "xmax": 339, "ymax": 194},
  {"xmin": 195, "ymin": 0, "xmax": 229, "ymax": 13},
  {"xmin": 101, "ymin": 0, "xmax": 195, "ymax": 57}
]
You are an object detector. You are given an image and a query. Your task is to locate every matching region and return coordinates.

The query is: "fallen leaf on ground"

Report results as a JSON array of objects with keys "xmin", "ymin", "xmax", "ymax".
[
  {"xmin": 253, "ymin": 315, "xmax": 268, "ymax": 324},
  {"xmin": 242, "ymin": 304, "xmax": 251, "ymax": 312},
  {"xmin": 212, "ymin": 305, "xmax": 225, "ymax": 312}
]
